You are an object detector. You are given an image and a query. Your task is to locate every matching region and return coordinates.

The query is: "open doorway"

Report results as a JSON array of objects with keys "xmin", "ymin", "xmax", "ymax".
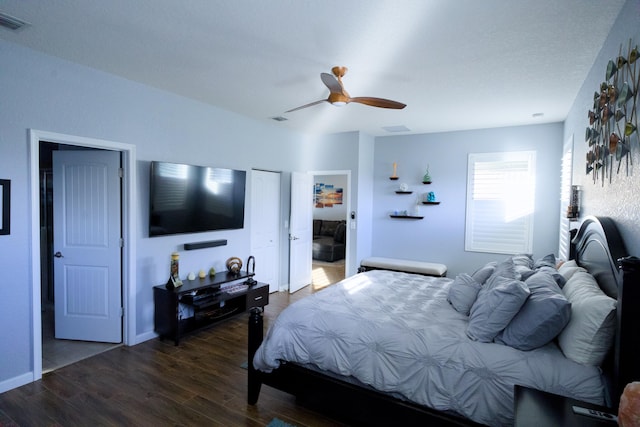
[
  {"xmin": 39, "ymin": 142, "xmax": 122, "ymax": 373},
  {"xmin": 29, "ymin": 130, "xmax": 136, "ymax": 383},
  {"xmin": 311, "ymin": 173, "xmax": 348, "ymax": 290}
]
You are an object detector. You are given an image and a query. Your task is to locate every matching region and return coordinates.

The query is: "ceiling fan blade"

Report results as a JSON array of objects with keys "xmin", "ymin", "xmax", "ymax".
[
  {"xmin": 285, "ymin": 99, "xmax": 327, "ymax": 113},
  {"xmin": 349, "ymin": 97, "xmax": 406, "ymax": 109},
  {"xmin": 321, "ymin": 72, "xmax": 344, "ymax": 94}
]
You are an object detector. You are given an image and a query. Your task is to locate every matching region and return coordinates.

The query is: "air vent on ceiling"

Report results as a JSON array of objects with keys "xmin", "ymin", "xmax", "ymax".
[
  {"xmin": 382, "ymin": 125, "xmax": 411, "ymax": 133},
  {"xmin": 0, "ymin": 12, "xmax": 29, "ymax": 31}
]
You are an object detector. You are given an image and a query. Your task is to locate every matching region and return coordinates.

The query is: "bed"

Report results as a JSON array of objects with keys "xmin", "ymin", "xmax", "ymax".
[{"xmin": 247, "ymin": 216, "xmax": 640, "ymax": 426}]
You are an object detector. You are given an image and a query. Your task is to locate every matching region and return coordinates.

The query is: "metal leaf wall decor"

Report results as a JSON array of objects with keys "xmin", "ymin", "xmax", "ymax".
[{"xmin": 585, "ymin": 39, "xmax": 638, "ymax": 185}]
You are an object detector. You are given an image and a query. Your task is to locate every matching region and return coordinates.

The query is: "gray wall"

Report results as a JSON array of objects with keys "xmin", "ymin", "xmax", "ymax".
[
  {"xmin": 564, "ymin": 0, "xmax": 640, "ymax": 256},
  {"xmin": 0, "ymin": 39, "xmax": 365, "ymax": 390},
  {"xmin": 371, "ymin": 123, "xmax": 564, "ymax": 277}
]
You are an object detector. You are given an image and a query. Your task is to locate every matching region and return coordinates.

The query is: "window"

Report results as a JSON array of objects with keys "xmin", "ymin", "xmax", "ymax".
[
  {"xmin": 558, "ymin": 137, "xmax": 573, "ymax": 260},
  {"xmin": 465, "ymin": 151, "xmax": 536, "ymax": 254}
]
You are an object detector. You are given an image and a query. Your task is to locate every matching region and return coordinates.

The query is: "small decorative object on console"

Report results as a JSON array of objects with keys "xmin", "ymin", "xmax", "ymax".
[
  {"xmin": 198, "ymin": 269, "xmax": 206, "ymax": 279},
  {"xmin": 209, "ymin": 267, "xmax": 216, "ymax": 277},
  {"xmin": 187, "ymin": 272, "xmax": 196, "ymax": 281},
  {"xmin": 245, "ymin": 255, "xmax": 257, "ymax": 286},
  {"xmin": 226, "ymin": 256, "xmax": 243, "ymax": 275},
  {"xmin": 166, "ymin": 252, "xmax": 183, "ymax": 290}
]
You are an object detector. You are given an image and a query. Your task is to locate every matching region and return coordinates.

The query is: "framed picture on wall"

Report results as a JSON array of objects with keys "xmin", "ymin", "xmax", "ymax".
[
  {"xmin": 0, "ymin": 179, "xmax": 10, "ymax": 235},
  {"xmin": 314, "ymin": 183, "xmax": 343, "ymax": 208}
]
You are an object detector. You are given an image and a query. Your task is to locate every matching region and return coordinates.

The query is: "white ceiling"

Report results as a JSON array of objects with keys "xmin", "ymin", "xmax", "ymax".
[{"xmin": 0, "ymin": 0, "xmax": 625, "ymax": 136}]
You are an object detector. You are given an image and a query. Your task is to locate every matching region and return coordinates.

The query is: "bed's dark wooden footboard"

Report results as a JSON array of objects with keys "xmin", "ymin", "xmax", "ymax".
[{"xmin": 247, "ymin": 307, "xmax": 263, "ymax": 405}]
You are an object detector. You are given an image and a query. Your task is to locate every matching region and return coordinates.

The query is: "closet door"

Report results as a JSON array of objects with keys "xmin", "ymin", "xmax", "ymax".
[{"xmin": 250, "ymin": 170, "xmax": 281, "ymax": 293}]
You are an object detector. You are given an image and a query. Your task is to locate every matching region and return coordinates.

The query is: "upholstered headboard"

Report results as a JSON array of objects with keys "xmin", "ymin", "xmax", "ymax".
[{"xmin": 571, "ymin": 216, "xmax": 639, "ymax": 408}]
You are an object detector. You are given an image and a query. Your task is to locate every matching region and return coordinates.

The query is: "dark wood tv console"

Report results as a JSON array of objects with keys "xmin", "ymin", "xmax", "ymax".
[{"xmin": 154, "ymin": 271, "xmax": 268, "ymax": 345}]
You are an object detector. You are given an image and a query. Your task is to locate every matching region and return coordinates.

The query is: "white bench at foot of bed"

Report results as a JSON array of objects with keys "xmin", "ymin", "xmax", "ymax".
[{"xmin": 359, "ymin": 257, "xmax": 447, "ymax": 277}]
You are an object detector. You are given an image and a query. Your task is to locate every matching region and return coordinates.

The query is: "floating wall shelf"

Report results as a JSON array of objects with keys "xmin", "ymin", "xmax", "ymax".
[
  {"xmin": 390, "ymin": 215, "xmax": 424, "ymax": 219},
  {"xmin": 422, "ymin": 201, "xmax": 440, "ymax": 205},
  {"xmin": 395, "ymin": 191, "xmax": 413, "ymax": 194}
]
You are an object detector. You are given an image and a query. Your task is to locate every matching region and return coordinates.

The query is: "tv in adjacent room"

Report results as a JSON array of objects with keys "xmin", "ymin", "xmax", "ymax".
[{"xmin": 149, "ymin": 161, "xmax": 246, "ymax": 237}]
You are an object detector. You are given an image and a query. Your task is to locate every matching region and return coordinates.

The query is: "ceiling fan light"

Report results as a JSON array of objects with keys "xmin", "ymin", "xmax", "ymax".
[{"xmin": 332, "ymin": 101, "xmax": 347, "ymax": 106}]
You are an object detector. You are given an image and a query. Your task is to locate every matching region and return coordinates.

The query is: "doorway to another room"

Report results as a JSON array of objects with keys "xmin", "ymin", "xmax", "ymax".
[
  {"xmin": 311, "ymin": 173, "xmax": 348, "ymax": 290},
  {"xmin": 38, "ymin": 141, "xmax": 122, "ymax": 373}
]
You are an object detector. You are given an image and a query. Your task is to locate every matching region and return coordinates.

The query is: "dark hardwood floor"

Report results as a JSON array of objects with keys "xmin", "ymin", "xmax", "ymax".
[{"xmin": 0, "ymin": 283, "xmax": 346, "ymax": 427}]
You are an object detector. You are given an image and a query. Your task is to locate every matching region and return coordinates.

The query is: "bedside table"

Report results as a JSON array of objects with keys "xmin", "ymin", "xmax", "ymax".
[{"xmin": 514, "ymin": 385, "xmax": 618, "ymax": 427}]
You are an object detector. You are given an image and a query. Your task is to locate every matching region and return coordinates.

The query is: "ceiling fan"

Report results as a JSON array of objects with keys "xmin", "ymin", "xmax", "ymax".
[{"xmin": 286, "ymin": 66, "xmax": 406, "ymax": 113}]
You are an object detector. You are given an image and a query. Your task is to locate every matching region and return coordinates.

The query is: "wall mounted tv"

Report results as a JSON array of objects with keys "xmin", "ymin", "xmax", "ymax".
[{"xmin": 149, "ymin": 161, "xmax": 246, "ymax": 237}]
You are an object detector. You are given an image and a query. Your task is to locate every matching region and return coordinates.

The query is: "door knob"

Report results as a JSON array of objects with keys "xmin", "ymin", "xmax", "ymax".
[{"xmin": 54, "ymin": 251, "xmax": 63, "ymax": 258}]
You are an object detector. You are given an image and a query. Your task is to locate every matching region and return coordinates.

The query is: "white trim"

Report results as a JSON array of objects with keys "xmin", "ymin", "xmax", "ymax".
[
  {"xmin": 28, "ymin": 130, "xmax": 137, "ymax": 383},
  {"xmin": 0, "ymin": 373, "xmax": 34, "ymax": 394}
]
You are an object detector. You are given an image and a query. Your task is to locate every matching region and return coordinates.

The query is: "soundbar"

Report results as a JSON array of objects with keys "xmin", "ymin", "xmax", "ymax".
[{"xmin": 183, "ymin": 239, "xmax": 228, "ymax": 251}]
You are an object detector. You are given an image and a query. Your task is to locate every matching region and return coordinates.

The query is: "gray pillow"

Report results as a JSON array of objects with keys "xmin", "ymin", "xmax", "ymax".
[
  {"xmin": 520, "ymin": 265, "xmax": 566, "ymax": 287},
  {"xmin": 512, "ymin": 254, "xmax": 534, "ymax": 278},
  {"xmin": 558, "ymin": 271, "xmax": 617, "ymax": 366},
  {"xmin": 534, "ymin": 253, "xmax": 557, "ymax": 269},
  {"xmin": 447, "ymin": 274, "xmax": 482, "ymax": 315},
  {"xmin": 495, "ymin": 271, "xmax": 571, "ymax": 350},
  {"xmin": 471, "ymin": 263, "xmax": 496, "ymax": 285},
  {"xmin": 484, "ymin": 258, "xmax": 517, "ymax": 290},
  {"xmin": 467, "ymin": 276, "xmax": 530, "ymax": 342}
]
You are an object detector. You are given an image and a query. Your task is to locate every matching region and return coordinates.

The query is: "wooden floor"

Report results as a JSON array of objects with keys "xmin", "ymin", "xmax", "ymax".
[{"xmin": 0, "ymin": 283, "xmax": 347, "ymax": 427}]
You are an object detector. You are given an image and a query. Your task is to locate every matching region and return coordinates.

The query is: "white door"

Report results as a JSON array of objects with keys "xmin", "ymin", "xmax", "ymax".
[
  {"xmin": 53, "ymin": 150, "xmax": 122, "ymax": 343},
  {"xmin": 250, "ymin": 170, "xmax": 281, "ymax": 293},
  {"xmin": 289, "ymin": 172, "xmax": 313, "ymax": 293}
]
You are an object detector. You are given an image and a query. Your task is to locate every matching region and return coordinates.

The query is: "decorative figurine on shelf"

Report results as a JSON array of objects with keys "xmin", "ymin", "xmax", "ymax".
[
  {"xmin": 399, "ymin": 182, "xmax": 409, "ymax": 192},
  {"xmin": 390, "ymin": 162, "xmax": 399, "ymax": 180},
  {"xmin": 422, "ymin": 165, "xmax": 432, "ymax": 184},
  {"xmin": 226, "ymin": 256, "xmax": 243, "ymax": 275},
  {"xmin": 245, "ymin": 255, "xmax": 257, "ymax": 286},
  {"xmin": 427, "ymin": 191, "xmax": 436, "ymax": 202},
  {"xmin": 166, "ymin": 252, "xmax": 183, "ymax": 290}
]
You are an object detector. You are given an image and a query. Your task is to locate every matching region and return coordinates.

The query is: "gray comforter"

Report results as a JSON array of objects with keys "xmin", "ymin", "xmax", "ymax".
[{"xmin": 253, "ymin": 270, "xmax": 606, "ymax": 426}]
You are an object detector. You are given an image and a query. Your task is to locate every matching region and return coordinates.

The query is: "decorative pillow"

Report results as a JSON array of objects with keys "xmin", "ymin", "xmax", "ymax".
[
  {"xmin": 471, "ymin": 263, "xmax": 496, "ymax": 285},
  {"xmin": 534, "ymin": 266, "xmax": 566, "ymax": 288},
  {"xmin": 467, "ymin": 276, "xmax": 530, "ymax": 342},
  {"xmin": 534, "ymin": 253, "xmax": 557, "ymax": 269},
  {"xmin": 557, "ymin": 271, "xmax": 617, "ymax": 366},
  {"xmin": 447, "ymin": 274, "xmax": 482, "ymax": 315},
  {"xmin": 495, "ymin": 271, "xmax": 571, "ymax": 350},
  {"xmin": 512, "ymin": 254, "xmax": 533, "ymax": 278},
  {"xmin": 558, "ymin": 259, "xmax": 587, "ymax": 281},
  {"xmin": 484, "ymin": 258, "xmax": 518, "ymax": 290}
]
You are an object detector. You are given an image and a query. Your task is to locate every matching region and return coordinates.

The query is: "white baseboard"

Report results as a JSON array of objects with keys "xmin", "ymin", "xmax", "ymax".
[
  {"xmin": 0, "ymin": 372, "xmax": 34, "ymax": 394},
  {"xmin": 133, "ymin": 331, "xmax": 158, "ymax": 345}
]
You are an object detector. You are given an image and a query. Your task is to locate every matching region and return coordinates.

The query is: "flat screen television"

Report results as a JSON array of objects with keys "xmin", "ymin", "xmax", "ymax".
[{"xmin": 149, "ymin": 161, "xmax": 246, "ymax": 237}]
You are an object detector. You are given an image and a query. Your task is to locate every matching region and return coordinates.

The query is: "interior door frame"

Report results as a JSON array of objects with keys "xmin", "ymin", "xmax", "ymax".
[
  {"xmin": 28, "ymin": 129, "xmax": 137, "ymax": 382},
  {"xmin": 309, "ymin": 170, "xmax": 351, "ymax": 278}
]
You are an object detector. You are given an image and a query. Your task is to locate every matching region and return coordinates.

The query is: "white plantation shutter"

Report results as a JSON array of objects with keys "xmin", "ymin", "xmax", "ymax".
[
  {"xmin": 465, "ymin": 151, "xmax": 536, "ymax": 254},
  {"xmin": 558, "ymin": 137, "xmax": 574, "ymax": 260}
]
